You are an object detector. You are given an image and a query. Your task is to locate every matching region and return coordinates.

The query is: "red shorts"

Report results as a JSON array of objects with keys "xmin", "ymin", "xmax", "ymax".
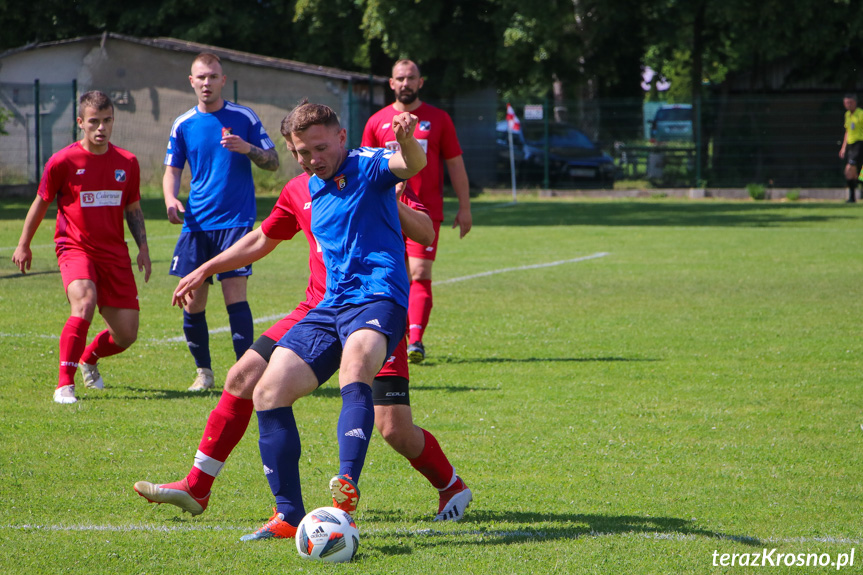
[
  {"xmin": 377, "ymin": 336, "xmax": 410, "ymax": 379},
  {"xmin": 58, "ymin": 250, "xmax": 139, "ymax": 310},
  {"xmin": 405, "ymin": 219, "xmax": 441, "ymax": 261},
  {"xmin": 261, "ymin": 300, "xmax": 314, "ymax": 341}
]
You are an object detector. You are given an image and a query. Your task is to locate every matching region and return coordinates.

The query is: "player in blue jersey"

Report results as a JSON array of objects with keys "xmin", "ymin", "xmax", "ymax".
[
  {"xmin": 163, "ymin": 52, "xmax": 279, "ymax": 391},
  {"xmin": 240, "ymin": 102, "xmax": 427, "ymax": 541}
]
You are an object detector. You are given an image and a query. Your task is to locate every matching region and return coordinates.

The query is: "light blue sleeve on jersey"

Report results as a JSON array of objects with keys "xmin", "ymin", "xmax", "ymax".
[{"xmin": 355, "ymin": 147, "xmax": 402, "ymax": 192}]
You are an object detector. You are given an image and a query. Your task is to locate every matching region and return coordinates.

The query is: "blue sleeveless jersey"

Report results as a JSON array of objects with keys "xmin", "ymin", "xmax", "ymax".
[
  {"xmin": 308, "ymin": 147, "xmax": 409, "ymax": 308},
  {"xmin": 165, "ymin": 102, "xmax": 274, "ymax": 231}
]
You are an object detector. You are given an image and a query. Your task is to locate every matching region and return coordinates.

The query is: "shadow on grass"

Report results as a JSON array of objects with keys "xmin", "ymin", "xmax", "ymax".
[
  {"xmin": 94, "ymin": 387, "xmax": 223, "ymax": 400},
  {"xmin": 459, "ymin": 199, "xmax": 856, "ymax": 228},
  {"xmin": 0, "ymin": 270, "xmax": 60, "ymax": 280},
  {"xmin": 1, "ymin": 196, "xmax": 854, "ymax": 228},
  {"xmin": 362, "ymin": 509, "xmax": 763, "ymax": 550},
  {"xmin": 100, "ymin": 381, "xmax": 494, "ymax": 401},
  {"xmin": 424, "ymin": 356, "xmax": 657, "ymax": 366}
]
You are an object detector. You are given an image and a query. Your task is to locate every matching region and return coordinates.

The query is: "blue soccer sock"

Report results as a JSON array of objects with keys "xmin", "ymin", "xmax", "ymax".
[
  {"xmin": 337, "ymin": 382, "xmax": 375, "ymax": 482},
  {"xmin": 257, "ymin": 407, "xmax": 305, "ymax": 526},
  {"xmin": 226, "ymin": 301, "xmax": 254, "ymax": 360},
  {"xmin": 182, "ymin": 310, "xmax": 211, "ymax": 369}
]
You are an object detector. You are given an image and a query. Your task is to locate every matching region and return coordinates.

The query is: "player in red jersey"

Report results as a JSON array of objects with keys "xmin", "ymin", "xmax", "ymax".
[
  {"xmin": 12, "ymin": 91, "xmax": 151, "ymax": 404},
  {"xmin": 134, "ymin": 110, "xmax": 472, "ymax": 534},
  {"xmin": 362, "ymin": 59, "xmax": 472, "ymax": 364}
]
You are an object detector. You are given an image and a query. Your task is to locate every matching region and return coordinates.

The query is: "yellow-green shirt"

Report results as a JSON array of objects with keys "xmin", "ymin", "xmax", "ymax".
[{"xmin": 845, "ymin": 108, "xmax": 863, "ymax": 144}]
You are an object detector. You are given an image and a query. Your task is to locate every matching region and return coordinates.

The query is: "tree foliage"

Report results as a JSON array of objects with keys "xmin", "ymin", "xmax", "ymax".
[{"xmin": 1, "ymin": 0, "xmax": 862, "ymax": 103}]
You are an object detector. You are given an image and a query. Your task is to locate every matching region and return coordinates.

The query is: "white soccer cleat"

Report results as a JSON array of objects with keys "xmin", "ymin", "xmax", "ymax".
[
  {"xmin": 80, "ymin": 362, "xmax": 104, "ymax": 390},
  {"xmin": 188, "ymin": 367, "xmax": 214, "ymax": 391},
  {"xmin": 434, "ymin": 476, "xmax": 472, "ymax": 522},
  {"xmin": 133, "ymin": 479, "xmax": 210, "ymax": 516},
  {"xmin": 53, "ymin": 385, "xmax": 77, "ymax": 404}
]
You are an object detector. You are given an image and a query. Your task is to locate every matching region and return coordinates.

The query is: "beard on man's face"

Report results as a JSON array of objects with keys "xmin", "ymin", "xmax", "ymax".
[{"xmin": 397, "ymin": 89, "xmax": 418, "ymax": 105}]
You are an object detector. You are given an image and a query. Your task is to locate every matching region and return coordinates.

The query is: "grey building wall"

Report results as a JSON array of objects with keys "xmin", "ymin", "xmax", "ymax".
[{"xmin": 0, "ymin": 35, "xmax": 386, "ymax": 187}]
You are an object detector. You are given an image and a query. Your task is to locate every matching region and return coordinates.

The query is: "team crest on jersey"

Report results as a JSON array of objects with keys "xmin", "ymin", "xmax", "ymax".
[
  {"xmin": 335, "ymin": 174, "xmax": 348, "ymax": 190},
  {"xmin": 114, "ymin": 169, "xmax": 126, "ymax": 182},
  {"xmin": 419, "ymin": 121, "xmax": 431, "ymax": 131},
  {"xmin": 76, "ymin": 169, "xmax": 86, "ymax": 175}
]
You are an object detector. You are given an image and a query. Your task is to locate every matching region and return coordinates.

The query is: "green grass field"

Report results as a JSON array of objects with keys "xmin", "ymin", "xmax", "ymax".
[{"xmin": 1, "ymin": 193, "xmax": 862, "ymax": 574}]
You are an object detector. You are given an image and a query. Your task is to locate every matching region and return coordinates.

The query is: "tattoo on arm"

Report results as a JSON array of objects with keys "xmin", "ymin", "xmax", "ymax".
[
  {"xmin": 247, "ymin": 145, "xmax": 280, "ymax": 171},
  {"xmin": 126, "ymin": 207, "xmax": 148, "ymax": 249}
]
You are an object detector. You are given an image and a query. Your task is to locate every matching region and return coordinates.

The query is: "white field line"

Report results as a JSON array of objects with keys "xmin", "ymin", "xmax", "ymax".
[
  {"xmin": 3, "ymin": 523, "xmax": 861, "ymax": 547},
  {"xmin": 0, "ymin": 254, "xmax": 609, "ymax": 344},
  {"xmin": 155, "ymin": 313, "xmax": 288, "ymax": 344},
  {"xmin": 435, "ymin": 252, "xmax": 609, "ymax": 285}
]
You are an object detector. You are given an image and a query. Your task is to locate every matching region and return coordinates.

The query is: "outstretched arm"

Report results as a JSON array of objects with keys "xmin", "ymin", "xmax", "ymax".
[
  {"xmin": 125, "ymin": 200, "xmax": 151, "ymax": 283},
  {"xmin": 11, "ymin": 195, "xmax": 51, "ymax": 273},
  {"xmin": 222, "ymin": 135, "xmax": 280, "ymax": 171},
  {"xmin": 173, "ymin": 227, "xmax": 281, "ymax": 307}
]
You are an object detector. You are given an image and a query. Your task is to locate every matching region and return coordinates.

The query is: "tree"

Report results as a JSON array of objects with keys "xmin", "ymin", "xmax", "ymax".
[{"xmin": 0, "ymin": 107, "xmax": 11, "ymax": 135}]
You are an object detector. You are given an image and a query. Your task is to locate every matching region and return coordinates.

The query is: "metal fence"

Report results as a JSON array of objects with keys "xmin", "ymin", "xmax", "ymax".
[{"xmin": 0, "ymin": 81, "xmax": 851, "ymax": 191}]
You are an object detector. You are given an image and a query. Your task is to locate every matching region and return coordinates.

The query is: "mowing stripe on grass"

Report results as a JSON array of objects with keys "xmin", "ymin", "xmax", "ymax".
[
  {"xmin": 0, "ymin": 235, "xmax": 180, "ymax": 253},
  {"xmin": 0, "ymin": 254, "xmax": 609, "ymax": 344}
]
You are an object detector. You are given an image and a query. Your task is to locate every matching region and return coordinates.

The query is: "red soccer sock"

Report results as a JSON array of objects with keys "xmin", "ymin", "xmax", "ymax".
[
  {"xmin": 408, "ymin": 428, "xmax": 456, "ymax": 490},
  {"xmin": 408, "ymin": 279, "xmax": 433, "ymax": 343},
  {"xmin": 58, "ymin": 316, "xmax": 90, "ymax": 389},
  {"xmin": 186, "ymin": 390, "xmax": 255, "ymax": 498},
  {"xmin": 80, "ymin": 329, "xmax": 126, "ymax": 365}
]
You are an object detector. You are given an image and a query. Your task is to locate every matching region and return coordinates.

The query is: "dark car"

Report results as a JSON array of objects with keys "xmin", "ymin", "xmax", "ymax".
[
  {"xmin": 650, "ymin": 104, "xmax": 693, "ymax": 142},
  {"xmin": 496, "ymin": 120, "xmax": 616, "ymax": 188}
]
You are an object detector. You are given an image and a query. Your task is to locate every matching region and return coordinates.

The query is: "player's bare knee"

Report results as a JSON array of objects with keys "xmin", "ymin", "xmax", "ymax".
[
  {"xmin": 113, "ymin": 330, "xmax": 137, "ymax": 349},
  {"xmin": 225, "ymin": 360, "xmax": 262, "ymax": 398},
  {"xmin": 377, "ymin": 421, "xmax": 404, "ymax": 449}
]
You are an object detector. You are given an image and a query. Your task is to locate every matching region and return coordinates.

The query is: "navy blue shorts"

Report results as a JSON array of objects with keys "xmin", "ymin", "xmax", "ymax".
[
  {"xmin": 170, "ymin": 227, "xmax": 253, "ymax": 282},
  {"xmin": 276, "ymin": 300, "xmax": 407, "ymax": 385}
]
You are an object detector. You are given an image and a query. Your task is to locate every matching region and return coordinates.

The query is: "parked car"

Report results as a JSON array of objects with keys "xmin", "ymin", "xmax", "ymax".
[
  {"xmin": 650, "ymin": 104, "xmax": 693, "ymax": 142},
  {"xmin": 496, "ymin": 120, "xmax": 617, "ymax": 188}
]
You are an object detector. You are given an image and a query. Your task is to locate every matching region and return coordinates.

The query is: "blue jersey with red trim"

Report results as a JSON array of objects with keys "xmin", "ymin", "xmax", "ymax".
[{"xmin": 308, "ymin": 147, "xmax": 408, "ymax": 308}]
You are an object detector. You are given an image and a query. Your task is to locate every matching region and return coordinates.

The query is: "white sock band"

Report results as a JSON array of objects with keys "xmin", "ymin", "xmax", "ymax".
[{"xmin": 193, "ymin": 450, "xmax": 225, "ymax": 477}]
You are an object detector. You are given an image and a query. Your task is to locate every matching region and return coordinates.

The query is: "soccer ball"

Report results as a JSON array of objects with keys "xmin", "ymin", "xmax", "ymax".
[{"xmin": 295, "ymin": 506, "xmax": 359, "ymax": 563}]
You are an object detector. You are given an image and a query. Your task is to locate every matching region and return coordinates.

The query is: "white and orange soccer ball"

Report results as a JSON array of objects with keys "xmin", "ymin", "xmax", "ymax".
[{"xmin": 295, "ymin": 506, "xmax": 359, "ymax": 563}]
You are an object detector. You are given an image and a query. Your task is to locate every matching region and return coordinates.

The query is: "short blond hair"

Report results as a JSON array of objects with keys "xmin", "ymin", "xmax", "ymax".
[{"xmin": 192, "ymin": 52, "xmax": 222, "ymax": 70}]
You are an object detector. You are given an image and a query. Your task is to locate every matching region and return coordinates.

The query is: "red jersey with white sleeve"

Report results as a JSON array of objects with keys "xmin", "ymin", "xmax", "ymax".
[
  {"xmin": 38, "ymin": 142, "xmax": 141, "ymax": 266},
  {"xmin": 260, "ymin": 173, "xmax": 324, "ymax": 306},
  {"xmin": 362, "ymin": 103, "xmax": 462, "ymax": 221}
]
